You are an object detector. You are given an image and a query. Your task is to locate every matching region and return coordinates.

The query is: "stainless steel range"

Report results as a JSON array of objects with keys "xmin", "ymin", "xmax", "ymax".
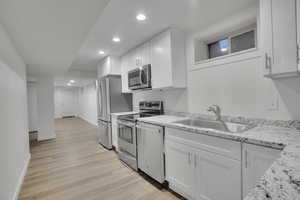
[{"xmin": 117, "ymin": 101, "xmax": 163, "ymax": 170}]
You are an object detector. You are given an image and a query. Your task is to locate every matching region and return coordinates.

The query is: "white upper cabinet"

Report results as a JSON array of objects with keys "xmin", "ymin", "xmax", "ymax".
[
  {"xmin": 97, "ymin": 56, "xmax": 121, "ymax": 78},
  {"xmin": 121, "ymin": 51, "xmax": 134, "ymax": 93},
  {"xmin": 121, "ymin": 42, "xmax": 150, "ymax": 93},
  {"xmin": 260, "ymin": 0, "xmax": 299, "ymax": 78},
  {"xmin": 150, "ymin": 29, "xmax": 186, "ymax": 89},
  {"xmin": 136, "ymin": 42, "xmax": 150, "ymax": 67},
  {"xmin": 120, "ymin": 28, "xmax": 186, "ymax": 92},
  {"xmin": 242, "ymin": 143, "xmax": 281, "ymax": 197}
]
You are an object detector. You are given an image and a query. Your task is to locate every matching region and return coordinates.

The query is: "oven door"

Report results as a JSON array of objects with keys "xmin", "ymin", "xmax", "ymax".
[
  {"xmin": 128, "ymin": 68, "xmax": 142, "ymax": 90},
  {"xmin": 117, "ymin": 120, "xmax": 136, "ymax": 157}
]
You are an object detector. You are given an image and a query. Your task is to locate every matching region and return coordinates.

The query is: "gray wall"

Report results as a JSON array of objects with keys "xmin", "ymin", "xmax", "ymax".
[{"xmin": 0, "ymin": 23, "xmax": 30, "ymax": 200}]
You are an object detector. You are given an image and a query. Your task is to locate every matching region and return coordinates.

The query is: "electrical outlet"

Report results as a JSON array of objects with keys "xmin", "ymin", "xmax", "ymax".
[
  {"xmin": 268, "ymin": 94, "xmax": 279, "ymax": 111},
  {"xmin": 266, "ymin": 80, "xmax": 279, "ymax": 111}
]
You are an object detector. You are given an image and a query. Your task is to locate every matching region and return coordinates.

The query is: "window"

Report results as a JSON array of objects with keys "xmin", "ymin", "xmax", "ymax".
[
  {"xmin": 207, "ymin": 29, "xmax": 256, "ymax": 59},
  {"xmin": 231, "ymin": 30, "xmax": 255, "ymax": 53},
  {"xmin": 208, "ymin": 39, "xmax": 229, "ymax": 59}
]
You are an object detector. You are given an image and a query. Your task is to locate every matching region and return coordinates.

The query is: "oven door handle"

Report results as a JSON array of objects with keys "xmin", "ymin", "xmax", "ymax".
[
  {"xmin": 136, "ymin": 125, "xmax": 162, "ymax": 133},
  {"xmin": 139, "ymin": 69, "xmax": 143, "ymax": 86},
  {"xmin": 118, "ymin": 121, "xmax": 135, "ymax": 128}
]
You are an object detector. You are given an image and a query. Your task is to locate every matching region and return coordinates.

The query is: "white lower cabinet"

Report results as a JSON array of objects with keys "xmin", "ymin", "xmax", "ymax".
[
  {"xmin": 242, "ymin": 143, "xmax": 281, "ymax": 197},
  {"xmin": 165, "ymin": 128, "xmax": 284, "ymax": 200},
  {"xmin": 165, "ymin": 140, "xmax": 197, "ymax": 199},
  {"xmin": 195, "ymin": 149, "xmax": 241, "ymax": 200},
  {"xmin": 165, "ymin": 128, "xmax": 241, "ymax": 200}
]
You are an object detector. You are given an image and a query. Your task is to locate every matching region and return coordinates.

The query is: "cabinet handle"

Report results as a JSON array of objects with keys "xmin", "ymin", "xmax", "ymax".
[
  {"xmin": 194, "ymin": 154, "xmax": 197, "ymax": 168},
  {"xmin": 244, "ymin": 150, "xmax": 248, "ymax": 168},
  {"xmin": 265, "ymin": 53, "xmax": 271, "ymax": 69},
  {"xmin": 297, "ymin": 44, "xmax": 300, "ymax": 64},
  {"xmin": 188, "ymin": 152, "xmax": 191, "ymax": 165},
  {"xmin": 264, "ymin": 53, "xmax": 268, "ymax": 69}
]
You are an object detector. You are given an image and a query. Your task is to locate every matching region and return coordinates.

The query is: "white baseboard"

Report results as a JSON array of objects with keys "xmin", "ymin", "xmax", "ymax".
[
  {"xmin": 79, "ymin": 116, "xmax": 98, "ymax": 126},
  {"xmin": 13, "ymin": 153, "xmax": 31, "ymax": 200},
  {"xmin": 38, "ymin": 134, "xmax": 56, "ymax": 141}
]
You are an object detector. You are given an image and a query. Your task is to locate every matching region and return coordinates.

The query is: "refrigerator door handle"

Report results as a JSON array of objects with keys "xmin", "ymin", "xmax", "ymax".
[
  {"xmin": 106, "ymin": 78, "xmax": 111, "ymax": 119},
  {"xmin": 101, "ymin": 78, "xmax": 108, "ymax": 120},
  {"xmin": 98, "ymin": 81, "xmax": 103, "ymax": 119}
]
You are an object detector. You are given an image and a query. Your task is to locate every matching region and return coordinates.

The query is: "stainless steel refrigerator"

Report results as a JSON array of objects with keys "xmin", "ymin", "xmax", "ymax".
[{"xmin": 97, "ymin": 75, "xmax": 132, "ymax": 149}]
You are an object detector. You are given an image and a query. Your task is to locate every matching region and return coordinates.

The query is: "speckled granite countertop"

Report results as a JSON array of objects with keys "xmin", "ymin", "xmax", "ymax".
[
  {"xmin": 111, "ymin": 111, "xmax": 139, "ymax": 116},
  {"xmin": 244, "ymin": 131, "xmax": 300, "ymax": 200},
  {"xmin": 137, "ymin": 115, "xmax": 300, "ymax": 200},
  {"xmin": 137, "ymin": 115, "xmax": 188, "ymax": 125}
]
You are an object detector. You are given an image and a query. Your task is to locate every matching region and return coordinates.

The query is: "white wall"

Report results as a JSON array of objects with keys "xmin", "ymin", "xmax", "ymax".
[
  {"xmin": 185, "ymin": 3, "xmax": 300, "ymax": 120},
  {"xmin": 0, "ymin": 23, "xmax": 30, "ymax": 200},
  {"xmin": 132, "ymin": 3, "xmax": 300, "ymax": 121},
  {"xmin": 54, "ymin": 86, "xmax": 79, "ymax": 118},
  {"xmin": 36, "ymin": 76, "xmax": 56, "ymax": 141},
  {"xmin": 27, "ymin": 83, "xmax": 38, "ymax": 132},
  {"xmin": 78, "ymin": 82, "xmax": 98, "ymax": 126}
]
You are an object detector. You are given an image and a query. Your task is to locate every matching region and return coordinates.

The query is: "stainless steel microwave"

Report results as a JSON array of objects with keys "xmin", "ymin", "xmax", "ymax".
[{"xmin": 128, "ymin": 64, "xmax": 151, "ymax": 90}]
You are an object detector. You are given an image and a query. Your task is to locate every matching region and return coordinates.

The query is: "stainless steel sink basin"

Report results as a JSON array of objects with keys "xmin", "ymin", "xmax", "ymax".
[{"xmin": 172, "ymin": 119, "xmax": 254, "ymax": 133}]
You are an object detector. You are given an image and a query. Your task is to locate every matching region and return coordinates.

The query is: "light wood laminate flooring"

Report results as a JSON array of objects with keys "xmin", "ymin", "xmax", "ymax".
[{"xmin": 19, "ymin": 118, "xmax": 182, "ymax": 200}]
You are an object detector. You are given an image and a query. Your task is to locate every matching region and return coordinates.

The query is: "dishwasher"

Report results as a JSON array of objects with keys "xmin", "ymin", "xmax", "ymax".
[{"xmin": 136, "ymin": 122, "xmax": 165, "ymax": 183}]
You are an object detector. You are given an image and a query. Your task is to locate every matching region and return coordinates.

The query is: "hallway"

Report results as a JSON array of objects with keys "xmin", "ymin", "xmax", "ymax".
[{"xmin": 19, "ymin": 118, "xmax": 180, "ymax": 200}]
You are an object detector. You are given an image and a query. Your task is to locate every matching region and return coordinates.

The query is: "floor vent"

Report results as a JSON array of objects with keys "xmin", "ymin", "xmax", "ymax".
[{"xmin": 29, "ymin": 131, "xmax": 38, "ymax": 142}]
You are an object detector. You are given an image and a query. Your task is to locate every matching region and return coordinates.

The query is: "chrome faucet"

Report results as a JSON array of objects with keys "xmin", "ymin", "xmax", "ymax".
[
  {"xmin": 207, "ymin": 105, "xmax": 222, "ymax": 121},
  {"xmin": 207, "ymin": 105, "xmax": 230, "ymax": 132}
]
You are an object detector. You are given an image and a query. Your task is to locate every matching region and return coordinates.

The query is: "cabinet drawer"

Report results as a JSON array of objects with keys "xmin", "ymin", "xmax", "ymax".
[{"xmin": 165, "ymin": 127, "xmax": 241, "ymax": 161}]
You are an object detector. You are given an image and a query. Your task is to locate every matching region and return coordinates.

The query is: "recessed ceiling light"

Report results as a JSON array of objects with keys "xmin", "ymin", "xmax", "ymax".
[
  {"xmin": 67, "ymin": 83, "xmax": 72, "ymax": 86},
  {"xmin": 70, "ymin": 80, "xmax": 75, "ymax": 83},
  {"xmin": 98, "ymin": 50, "xmax": 105, "ymax": 55},
  {"xmin": 112, "ymin": 37, "xmax": 121, "ymax": 42},
  {"xmin": 136, "ymin": 13, "xmax": 147, "ymax": 21}
]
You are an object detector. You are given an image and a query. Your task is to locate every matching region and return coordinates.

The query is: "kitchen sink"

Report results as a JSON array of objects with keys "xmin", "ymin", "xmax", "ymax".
[{"xmin": 172, "ymin": 119, "xmax": 254, "ymax": 133}]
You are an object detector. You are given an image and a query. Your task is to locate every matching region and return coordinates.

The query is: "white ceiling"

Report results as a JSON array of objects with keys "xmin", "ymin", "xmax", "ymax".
[
  {"xmin": 0, "ymin": 0, "xmax": 257, "ymax": 76},
  {"xmin": 54, "ymin": 69, "xmax": 97, "ymax": 87},
  {"xmin": 70, "ymin": 0, "xmax": 257, "ymax": 72},
  {"xmin": 0, "ymin": 0, "xmax": 110, "ymax": 75},
  {"xmin": 54, "ymin": 77, "xmax": 95, "ymax": 88}
]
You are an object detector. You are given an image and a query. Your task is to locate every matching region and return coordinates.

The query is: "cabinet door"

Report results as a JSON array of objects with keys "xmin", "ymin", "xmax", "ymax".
[
  {"xmin": 271, "ymin": 0, "xmax": 298, "ymax": 74},
  {"xmin": 134, "ymin": 42, "xmax": 150, "ymax": 67},
  {"xmin": 150, "ymin": 30, "xmax": 173, "ymax": 89},
  {"xmin": 297, "ymin": 0, "xmax": 300, "ymax": 71},
  {"xmin": 165, "ymin": 140, "xmax": 196, "ymax": 199},
  {"xmin": 137, "ymin": 125, "xmax": 146, "ymax": 170},
  {"xmin": 260, "ymin": 0, "xmax": 273, "ymax": 75},
  {"xmin": 195, "ymin": 150, "xmax": 241, "ymax": 200},
  {"xmin": 121, "ymin": 54, "xmax": 129, "ymax": 93},
  {"xmin": 140, "ymin": 42, "xmax": 150, "ymax": 66},
  {"xmin": 121, "ymin": 51, "xmax": 135, "ymax": 93},
  {"xmin": 242, "ymin": 143, "xmax": 281, "ymax": 197}
]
